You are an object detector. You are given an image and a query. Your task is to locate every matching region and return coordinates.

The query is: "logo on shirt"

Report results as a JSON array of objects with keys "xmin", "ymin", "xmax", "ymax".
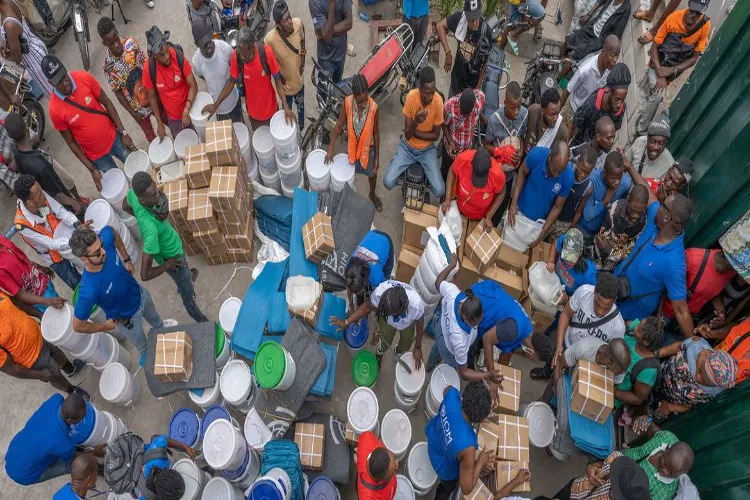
[
  {"xmin": 553, "ymin": 182, "xmax": 561, "ymax": 193},
  {"xmin": 70, "ymin": 114, "xmax": 80, "ymax": 123},
  {"xmin": 84, "ymin": 96, "xmax": 92, "ymax": 105},
  {"xmin": 174, "ymin": 74, "xmax": 181, "ymax": 83},
  {"xmin": 482, "ymin": 193, "xmax": 489, "ymax": 200}
]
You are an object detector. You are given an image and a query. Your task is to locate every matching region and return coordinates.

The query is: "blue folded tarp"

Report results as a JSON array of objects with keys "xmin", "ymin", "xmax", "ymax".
[
  {"xmin": 310, "ymin": 343, "xmax": 337, "ymax": 397},
  {"xmin": 565, "ymin": 374, "xmax": 614, "ymax": 459},
  {"xmin": 255, "ymin": 195, "xmax": 294, "ymax": 250},
  {"xmin": 314, "ymin": 293, "xmax": 346, "ymax": 342},
  {"xmin": 290, "ymin": 188, "xmax": 318, "ymax": 279},
  {"xmin": 268, "ymin": 293, "xmax": 291, "ymax": 333}
]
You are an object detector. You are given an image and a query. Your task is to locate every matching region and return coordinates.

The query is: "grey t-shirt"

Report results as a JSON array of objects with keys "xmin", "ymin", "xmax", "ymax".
[
  {"xmin": 309, "ymin": 0, "xmax": 352, "ymax": 63},
  {"xmin": 624, "ymin": 135, "xmax": 675, "ymax": 179},
  {"xmin": 564, "ymin": 336, "xmax": 625, "ymax": 383},
  {"xmin": 486, "ymin": 106, "xmax": 528, "ymax": 146}
]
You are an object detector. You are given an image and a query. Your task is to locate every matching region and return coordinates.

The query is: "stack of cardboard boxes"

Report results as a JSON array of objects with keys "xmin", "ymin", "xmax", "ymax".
[{"xmin": 163, "ymin": 120, "xmax": 254, "ymax": 266}]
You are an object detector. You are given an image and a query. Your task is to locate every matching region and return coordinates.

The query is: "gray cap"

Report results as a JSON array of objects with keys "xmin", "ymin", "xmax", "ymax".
[
  {"xmin": 145, "ymin": 25, "xmax": 170, "ymax": 55},
  {"xmin": 648, "ymin": 109, "xmax": 671, "ymax": 138}
]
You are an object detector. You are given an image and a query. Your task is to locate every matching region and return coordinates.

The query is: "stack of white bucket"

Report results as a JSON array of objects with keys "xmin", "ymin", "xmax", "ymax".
[
  {"xmin": 85, "ymin": 198, "xmax": 141, "ymax": 265},
  {"xmin": 270, "ymin": 110, "xmax": 303, "ymax": 198},
  {"xmin": 305, "ymin": 149, "xmax": 331, "ymax": 192},
  {"xmin": 253, "ymin": 126, "xmax": 280, "ymax": 192},
  {"xmin": 190, "ymin": 91, "xmax": 218, "ymax": 141},
  {"xmin": 409, "ymin": 222, "xmax": 459, "ymax": 322},
  {"xmin": 76, "ymin": 404, "xmax": 128, "ymax": 450},
  {"xmin": 203, "ymin": 417, "xmax": 262, "ymax": 491},
  {"xmin": 233, "ymin": 122, "xmax": 258, "ymax": 183}
]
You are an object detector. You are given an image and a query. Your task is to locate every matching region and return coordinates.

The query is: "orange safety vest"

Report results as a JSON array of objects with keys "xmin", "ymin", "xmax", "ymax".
[
  {"xmin": 345, "ymin": 95, "xmax": 377, "ymax": 171},
  {"xmin": 14, "ymin": 200, "xmax": 63, "ymax": 264},
  {"xmin": 718, "ymin": 317, "xmax": 750, "ymax": 385}
]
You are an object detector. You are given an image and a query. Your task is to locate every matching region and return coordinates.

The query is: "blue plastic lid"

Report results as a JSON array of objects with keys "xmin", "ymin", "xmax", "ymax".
[
  {"xmin": 307, "ymin": 476, "xmax": 339, "ymax": 499},
  {"xmin": 70, "ymin": 402, "xmax": 96, "ymax": 445},
  {"xmin": 201, "ymin": 405, "xmax": 231, "ymax": 439},
  {"xmin": 344, "ymin": 317, "xmax": 369, "ymax": 349},
  {"xmin": 169, "ymin": 408, "xmax": 201, "ymax": 447},
  {"xmin": 220, "ymin": 445, "xmax": 250, "ymax": 480},
  {"xmin": 248, "ymin": 479, "xmax": 284, "ymax": 500}
]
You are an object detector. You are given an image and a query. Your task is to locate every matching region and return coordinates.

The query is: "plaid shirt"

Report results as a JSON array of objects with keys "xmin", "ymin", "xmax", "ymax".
[
  {"xmin": 570, "ymin": 451, "xmax": 623, "ymax": 500},
  {"xmin": 443, "ymin": 89, "xmax": 485, "ymax": 159},
  {"xmin": 623, "ymin": 431, "xmax": 680, "ymax": 500}
]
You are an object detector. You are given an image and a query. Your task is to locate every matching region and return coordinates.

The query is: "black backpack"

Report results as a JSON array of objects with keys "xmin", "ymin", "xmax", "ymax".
[
  {"xmin": 105, "ymin": 432, "xmax": 145, "ymax": 495},
  {"xmin": 234, "ymin": 41, "xmax": 272, "ymax": 96},
  {"xmin": 148, "ymin": 42, "xmax": 187, "ymax": 88},
  {"xmin": 629, "ymin": 356, "xmax": 662, "ymax": 392}
]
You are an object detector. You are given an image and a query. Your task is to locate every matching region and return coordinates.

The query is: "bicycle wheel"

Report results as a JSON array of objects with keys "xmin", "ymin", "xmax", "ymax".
[
  {"xmin": 22, "ymin": 99, "xmax": 46, "ymax": 142},
  {"xmin": 77, "ymin": 9, "xmax": 90, "ymax": 70}
]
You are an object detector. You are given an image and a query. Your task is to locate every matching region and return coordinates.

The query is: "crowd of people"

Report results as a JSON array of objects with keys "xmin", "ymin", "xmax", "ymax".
[{"xmin": 0, "ymin": 0, "xmax": 745, "ymax": 498}]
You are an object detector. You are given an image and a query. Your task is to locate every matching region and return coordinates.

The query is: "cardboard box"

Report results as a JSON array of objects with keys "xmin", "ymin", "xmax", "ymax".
[
  {"xmin": 294, "ymin": 423, "xmax": 324, "ymax": 471},
  {"xmin": 396, "ymin": 244, "xmax": 422, "ymax": 283},
  {"xmin": 218, "ymin": 219, "xmax": 246, "ymax": 236},
  {"xmin": 463, "ymin": 480, "xmax": 493, "ymax": 500},
  {"xmin": 496, "ymin": 244, "xmax": 529, "ymax": 275},
  {"xmin": 494, "ymin": 363, "xmax": 521, "ymax": 415},
  {"xmin": 204, "ymin": 251, "xmax": 230, "ymax": 266},
  {"xmin": 485, "ymin": 266, "xmax": 527, "ymax": 300},
  {"xmin": 181, "ymin": 233, "xmax": 202, "ymax": 256},
  {"xmin": 184, "ymin": 143, "xmax": 206, "ymax": 161},
  {"xmin": 215, "ymin": 206, "xmax": 247, "ymax": 228},
  {"xmin": 521, "ymin": 297, "xmax": 556, "ymax": 333},
  {"xmin": 302, "ymin": 212, "xmax": 335, "ymax": 264},
  {"xmin": 345, "ymin": 422, "xmax": 359, "ymax": 445},
  {"xmin": 205, "ymin": 120, "xmax": 241, "ymax": 167},
  {"xmin": 192, "ymin": 228, "xmax": 225, "ymax": 249},
  {"xmin": 154, "ymin": 331, "xmax": 193, "ymax": 382},
  {"xmin": 228, "ymin": 249, "xmax": 253, "ymax": 263},
  {"xmin": 496, "ymin": 461, "xmax": 531, "ymax": 493},
  {"xmin": 187, "ymin": 188, "xmax": 218, "ymax": 233},
  {"xmin": 465, "ymin": 224, "xmax": 503, "ymax": 273},
  {"xmin": 496, "ymin": 415, "xmax": 529, "ymax": 462},
  {"xmin": 476, "ymin": 420, "xmax": 500, "ymax": 466},
  {"xmin": 529, "ymin": 241, "xmax": 554, "ymax": 268},
  {"xmin": 164, "ymin": 179, "xmax": 189, "ymax": 227},
  {"xmin": 225, "ymin": 217, "xmax": 254, "ymax": 251},
  {"xmin": 571, "ymin": 360, "xmax": 615, "ymax": 424},
  {"xmin": 290, "ymin": 290, "xmax": 323, "ymax": 328},
  {"xmin": 185, "ymin": 153, "xmax": 212, "ymax": 189},
  {"xmin": 209, "ymin": 167, "xmax": 247, "ymax": 212},
  {"xmin": 454, "ymin": 257, "xmax": 483, "ymax": 291},
  {"xmin": 403, "ymin": 208, "xmax": 437, "ymax": 249}
]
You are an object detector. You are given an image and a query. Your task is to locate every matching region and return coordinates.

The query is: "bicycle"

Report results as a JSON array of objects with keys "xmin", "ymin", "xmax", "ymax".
[{"xmin": 73, "ymin": 0, "xmax": 129, "ymax": 70}]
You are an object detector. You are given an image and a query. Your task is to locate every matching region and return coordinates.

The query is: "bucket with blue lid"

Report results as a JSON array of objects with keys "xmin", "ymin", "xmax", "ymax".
[
  {"xmin": 344, "ymin": 317, "xmax": 369, "ymax": 356},
  {"xmin": 169, "ymin": 408, "xmax": 202, "ymax": 450},
  {"xmin": 248, "ymin": 468, "xmax": 292, "ymax": 500},
  {"xmin": 307, "ymin": 475, "xmax": 340, "ymax": 499},
  {"xmin": 201, "ymin": 404, "xmax": 240, "ymax": 439}
]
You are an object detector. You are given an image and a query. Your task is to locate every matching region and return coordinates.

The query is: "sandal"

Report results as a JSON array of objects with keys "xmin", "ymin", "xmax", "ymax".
[
  {"xmin": 534, "ymin": 24, "xmax": 543, "ymax": 42},
  {"xmin": 370, "ymin": 193, "xmax": 383, "ymax": 212},
  {"xmin": 632, "ymin": 9, "xmax": 653, "ymax": 21},
  {"xmin": 506, "ymin": 36, "xmax": 519, "ymax": 56},
  {"xmin": 638, "ymin": 30, "xmax": 654, "ymax": 44}
]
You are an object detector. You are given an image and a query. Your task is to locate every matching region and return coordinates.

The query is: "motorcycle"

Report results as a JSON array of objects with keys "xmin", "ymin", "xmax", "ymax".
[
  {"xmin": 21, "ymin": 0, "xmax": 70, "ymax": 47},
  {"xmin": 219, "ymin": 0, "xmax": 272, "ymax": 47},
  {"xmin": 520, "ymin": 41, "xmax": 563, "ymax": 107},
  {"xmin": 300, "ymin": 56, "xmax": 351, "ymax": 154},
  {"xmin": 480, "ymin": 14, "xmax": 513, "ymax": 121},
  {"xmin": 399, "ymin": 32, "xmax": 438, "ymax": 105},
  {"xmin": 0, "ymin": 58, "xmax": 45, "ymax": 143}
]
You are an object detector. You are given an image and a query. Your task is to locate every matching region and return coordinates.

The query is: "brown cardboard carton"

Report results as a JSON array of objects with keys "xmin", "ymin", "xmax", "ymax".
[
  {"xmin": 154, "ymin": 331, "xmax": 193, "ymax": 382},
  {"xmin": 494, "ymin": 363, "xmax": 521, "ymax": 415},
  {"xmin": 294, "ymin": 423, "xmax": 324, "ymax": 471},
  {"xmin": 192, "ymin": 228, "xmax": 225, "ymax": 249},
  {"xmin": 184, "ymin": 143, "xmax": 206, "ymax": 161},
  {"xmin": 396, "ymin": 245, "xmax": 422, "ymax": 283},
  {"xmin": 496, "ymin": 461, "xmax": 531, "ymax": 493},
  {"xmin": 205, "ymin": 120, "xmax": 241, "ymax": 167},
  {"xmin": 302, "ymin": 212, "xmax": 335, "ymax": 264},
  {"xmin": 485, "ymin": 266, "xmax": 526, "ymax": 300},
  {"xmin": 345, "ymin": 422, "xmax": 359, "ymax": 445},
  {"xmin": 571, "ymin": 360, "xmax": 615, "ymax": 424},
  {"xmin": 453, "ymin": 257, "xmax": 482, "ymax": 291},
  {"xmin": 521, "ymin": 297, "xmax": 556, "ymax": 333},
  {"xmin": 463, "ymin": 480, "xmax": 493, "ymax": 500},
  {"xmin": 187, "ymin": 188, "xmax": 218, "ymax": 233},
  {"xmin": 290, "ymin": 291, "xmax": 323, "ymax": 328},
  {"xmin": 209, "ymin": 167, "xmax": 247, "ymax": 212},
  {"xmin": 225, "ymin": 217, "xmax": 254, "ymax": 251},
  {"xmin": 181, "ymin": 233, "xmax": 202, "ymax": 256},
  {"xmin": 496, "ymin": 415, "xmax": 530, "ymax": 462},
  {"xmin": 465, "ymin": 223, "xmax": 503, "ymax": 273},
  {"xmin": 529, "ymin": 241, "xmax": 554, "ymax": 267},
  {"xmin": 421, "ymin": 204, "xmax": 440, "ymax": 218},
  {"xmin": 228, "ymin": 249, "xmax": 253, "ymax": 263},
  {"xmin": 218, "ymin": 219, "xmax": 246, "ymax": 236},
  {"xmin": 403, "ymin": 208, "xmax": 437, "ymax": 249},
  {"xmin": 204, "ymin": 251, "xmax": 231, "ymax": 266},
  {"xmin": 185, "ymin": 153, "xmax": 212, "ymax": 189},
  {"xmin": 215, "ymin": 206, "xmax": 247, "ymax": 228},
  {"xmin": 496, "ymin": 244, "xmax": 529, "ymax": 275},
  {"xmin": 163, "ymin": 179, "xmax": 189, "ymax": 227},
  {"xmin": 476, "ymin": 420, "xmax": 500, "ymax": 469}
]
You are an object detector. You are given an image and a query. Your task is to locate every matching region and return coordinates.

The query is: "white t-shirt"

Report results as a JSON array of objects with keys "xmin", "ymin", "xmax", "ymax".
[
  {"xmin": 566, "ymin": 52, "xmax": 609, "ymax": 112},
  {"xmin": 439, "ymin": 282, "xmax": 478, "ymax": 366},
  {"xmin": 593, "ymin": 2, "xmax": 618, "ymax": 37},
  {"xmin": 565, "ymin": 284, "xmax": 626, "ymax": 348},
  {"xmin": 371, "ymin": 280, "xmax": 425, "ymax": 330},
  {"xmin": 564, "ymin": 336, "xmax": 625, "ymax": 383},
  {"xmin": 191, "ymin": 39, "xmax": 239, "ymax": 115}
]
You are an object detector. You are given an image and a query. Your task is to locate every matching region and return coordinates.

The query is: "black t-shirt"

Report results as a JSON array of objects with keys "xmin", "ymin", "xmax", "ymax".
[
  {"xmin": 13, "ymin": 147, "xmax": 70, "ymax": 199},
  {"xmin": 446, "ymin": 12, "xmax": 489, "ymax": 96}
]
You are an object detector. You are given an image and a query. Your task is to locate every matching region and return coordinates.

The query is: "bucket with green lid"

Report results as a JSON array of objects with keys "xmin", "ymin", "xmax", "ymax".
[
  {"xmin": 73, "ymin": 284, "xmax": 106, "ymax": 323},
  {"xmin": 254, "ymin": 341, "xmax": 297, "ymax": 391},
  {"xmin": 215, "ymin": 323, "xmax": 232, "ymax": 369},
  {"xmin": 352, "ymin": 350, "xmax": 379, "ymax": 388}
]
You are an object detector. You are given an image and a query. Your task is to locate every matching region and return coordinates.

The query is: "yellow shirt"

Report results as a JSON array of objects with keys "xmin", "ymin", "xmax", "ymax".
[
  {"xmin": 264, "ymin": 18, "xmax": 305, "ymax": 95},
  {"xmin": 402, "ymin": 89, "xmax": 444, "ymax": 150}
]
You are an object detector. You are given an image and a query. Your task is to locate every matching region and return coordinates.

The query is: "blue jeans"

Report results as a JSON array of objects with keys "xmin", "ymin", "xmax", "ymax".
[
  {"xmin": 166, "ymin": 256, "xmax": 207, "ymax": 323},
  {"xmin": 285, "ymin": 86, "xmax": 305, "ymax": 130},
  {"xmin": 427, "ymin": 327, "xmax": 459, "ymax": 370},
  {"xmin": 117, "ymin": 286, "xmax": 163, "ymax": 355},
  {"xmin": 50, "ymin": 259, "xmax": 81, "ymax": 291},
  {"xmin": 92, "ymin": 132, "xmax": 132, "ymax": 173},
  {"xmin": 383, "ymin": 137, "xmax": 445, "ymax": 198},
  {"xmin": 510, "ymin": 0, "xmax": 546, "ymax": 21},
  {"xmin": 317, "ymin": 57, "xmax": 345, "ymax": 101},
  {"xmin": 36, "ymin": 458, "xmax": 72, "ymax": 484}
]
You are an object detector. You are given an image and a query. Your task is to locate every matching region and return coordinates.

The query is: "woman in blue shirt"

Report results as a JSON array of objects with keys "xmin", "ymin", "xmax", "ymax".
[
  {"xmin": 345, "ymin": 230, "xmax": 395, "ymax": 303},
  {"xmin": 547, "ymin": 227, "xmax": 598, "ymax": 299},
  {"xmin": 425, "ymin": 382, "xmax": 492, "ymax": 500}
]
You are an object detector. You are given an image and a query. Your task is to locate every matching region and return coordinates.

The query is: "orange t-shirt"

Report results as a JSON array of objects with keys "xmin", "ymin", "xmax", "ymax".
[
  {"xmin": 0, "ymin": 292, "xmax": 43, "ymax": 368},
  {"xmin": 142, "ymin": 47, "xmax": 194, "ymax": 120},
  {"xmin": 402, "ymin": 89, "xmax": 444, "ymax": 150},
  {"xmin": 718, "ymin": 317, "xmax": 750, "ymax": 385},
  {"xmin": 654, "ymin": 9, "xmax": 711, "ymax": 53},
  {"xmin": 356, "ymin": 431, "xmax": 397, "ymax": 500}
]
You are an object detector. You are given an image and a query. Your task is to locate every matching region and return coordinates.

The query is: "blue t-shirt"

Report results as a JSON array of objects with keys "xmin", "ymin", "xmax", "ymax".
[
  {"xmin": 402, "ymin": 0, "xmax": 428, "ymax": 19},
  {"xmin": 472, "ymin": 280, "xmax": 533, "ymax": 352},
  {"xmin": 425, "ymin": 387, "xmax": 478, "ymax": 481},
  {"xmin": 74, "ymin": 226, "xmax": 141, "ymax": 321},
  {"xmin": 351, "ymin": 230, "xmax": 393, "ymax": 290},
  {"xmin": 555, "ymin": 234, "xmax": 598, "ymax": 295},
  {"xmin": 6, "ymin": 394, "xmax": 76, "ymax": 485},
  {"xmin": 517, "ymin": 147, "xmax": 574, "ymax": 221},
  {"xmin": 615, "ymin": 201, "xmax": 687, "ymax": 320},
  {"xmin": 142, "ymin": 434, "xmax": 170, "ymax": 480},
  {"xmin": 54, "ymin": 483, "xmax": 83, "ymax": 499},
  {"xmin": 578, "ymin": 168, "xmax": 632, "ymax": 235}
]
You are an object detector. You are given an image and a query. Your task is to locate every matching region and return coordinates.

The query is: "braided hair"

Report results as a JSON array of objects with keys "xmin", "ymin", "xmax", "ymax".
[
  {"xmin": 351, "ymin": 74, "xmax": 368, "ymax": 97},
  {"xmin": 461, "ymin": 289, "xmax": 483, "ymax": 326},
  {"xmin": 145, "ymin": 467, "xmax": 185, "ymax": 500},
  {"xmin": 376, "ymin": 285, "xmax": 408, "ymax": 319}
]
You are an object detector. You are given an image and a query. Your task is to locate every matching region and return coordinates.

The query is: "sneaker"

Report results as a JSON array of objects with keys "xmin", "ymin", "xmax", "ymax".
[
  {"xmin": 163, "ymin": 319, "xmax": 179, "ymax": 327},
  {"xmin": 63, "ymin": 359, "xmax": 86, "ymax": 377},
  {"xmin": 506, "ymin": 36, "xmax": 519, "ymax": 56},
  {"xmin": 71, "ymin": 386, "xmax": 91, "ymax": 402},
  {"xmin": 530, "ymin": 366, "xmax": 552, "ymax": 380},
  {"xmin": 146, "ymin": 0, "xmax": 155, "ymax": 7},
  {"xmin": 347, "ymin": 43, "xmax": 356, "ymax": 57}
]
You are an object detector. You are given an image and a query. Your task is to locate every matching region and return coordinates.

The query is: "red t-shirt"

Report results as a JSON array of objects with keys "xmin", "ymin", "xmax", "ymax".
[
  {"xmin": 49, "ymin": 70, "xmax": 116, "ymax": 160},
  {"xmin": 229, "ymin": 44, "xmax": 280, "ymax": 121},
  {"xmin": 0, "ymin": 235, "xmax": 49, "ymax": 297},
  {"xmin": 356, "ymin": 431, "xmax": 397, "ymax": 500},
  {"xmin": 664, "ymin": 248, "xmax": 735, "ymax": 318},
  {"xmin": 142, "ymin": 47, "xmax": 193, "ymax": 120},
  {"xmin": 452, "ymin": 149, "xmax": 506, "ymax": 220}
]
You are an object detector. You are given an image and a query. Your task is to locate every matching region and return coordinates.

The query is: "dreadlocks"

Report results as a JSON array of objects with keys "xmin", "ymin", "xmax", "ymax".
[
  {"xmin": 145, "ymin": 467, "xmax": 185, "ymax": 500},
  {"xmin": 376, "ymin": 285, "xmax": 408, "ymax": 319}
]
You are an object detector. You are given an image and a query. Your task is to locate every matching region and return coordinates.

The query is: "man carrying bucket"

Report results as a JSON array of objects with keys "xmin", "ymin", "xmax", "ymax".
[
  {"xmin": 122, "ymin": 172, "xmax": 208, "ymax": 323},
  {"xmin": 356, "ymin": 431, "xmax": 398, "ymax": 499}
]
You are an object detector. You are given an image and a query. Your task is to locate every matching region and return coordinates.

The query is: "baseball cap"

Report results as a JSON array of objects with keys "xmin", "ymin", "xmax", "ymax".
[
  {"xmin": 688, "ymin": 0, "xmax": 709, "ymax": 13},
  {"xmin": 145, "ymin": 25, "xmax": 170, "ymax": 55},
  {"xmin": 191, "ymin": 19, "xmax": 214, "ymax": 47},
  {"xmin": 561, "ymin": 228, "xmax": 584, "ymax": 263},
  {"xmin": 610, "ymin": 457, "xmax": 650, "ymax": 500},
  {"xmin": 273, "ymin": 0, "xmax": 289, "ymax": 23},
  {"xmin": 494, "ymin": 318, "xmax": 519, "ymax": 345},
  {"xmin": 464, "ymin": 0, "xmax": 482, "ymax": 21},
  {"xmin": 41, "ymin": 55, "xmax": 66, "ymax": 86},
  {"xmin": 471, "ymin": 148, "xmax": 492, "ymax": 188}
]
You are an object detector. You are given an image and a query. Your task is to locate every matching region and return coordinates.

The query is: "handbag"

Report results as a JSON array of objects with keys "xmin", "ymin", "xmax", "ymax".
[{"xmin": 615, "ymin": 236, "xmax": 659, "ymax": 301}]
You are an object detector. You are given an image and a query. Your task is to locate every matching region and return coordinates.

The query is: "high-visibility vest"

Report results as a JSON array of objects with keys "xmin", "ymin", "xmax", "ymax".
[
  {"xmin": 14, "ymin": 201, "xmax": 63, "ymax": 264},
  {"xmin": 345, "ymin": 95, "xmax": 377, "ymax": 171}
]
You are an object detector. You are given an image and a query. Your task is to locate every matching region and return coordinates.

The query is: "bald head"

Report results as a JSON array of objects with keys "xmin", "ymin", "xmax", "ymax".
[
  {"xmin": 603, "ymin": 35, "xmax": 621, "ymax": 53},
  {"xmin": 71, "ymin": 453, "xmax": 97, "ymax": 481},
  {"xmin": 596, "ymin": 116, "xmax": 615, "ymax": 136},
  {"xmin": 665, "ymin": 442, "xmax": 694, "ymax": 477},
  {"xmin": 607, "ymin": 338, "xmax": 631, "ymax": 375}
]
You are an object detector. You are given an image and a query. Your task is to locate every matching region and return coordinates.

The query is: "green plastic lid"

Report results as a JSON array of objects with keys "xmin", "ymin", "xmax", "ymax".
[
  {"xmin": 352, "ymin": 350, "xmax": 379, "ymax": 387},
  {"xmin": 73, "ymin": 284, "xmax": 99, "ymax": 315},
  {"xmin": 215, "ymin": 323, "xmax": 226, "ymax": 357},
  {"xmin": 255, "ymin": 341, "xmax": 287, "ymax": 389}
]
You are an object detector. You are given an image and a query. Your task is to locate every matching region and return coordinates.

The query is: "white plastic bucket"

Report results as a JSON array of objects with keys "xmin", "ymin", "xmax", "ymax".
[
  {"xmin": 252, "ymin": 126, "xmax": 276, "ymax": 170},
  {"xmin": 347, "ymin": 386, "xmax": 379, "ymax": 434},
  {"xmin": 119, "ymin": 211, "xmax": 141, "ymax": 239},
  {"xmin": 99, "ymin": 362, "xmax": 140, "ymax": 406},
  {"xmin": 280, "ymin": 173, "xmax": 303, "ymax": 199},
  {"xmin": 173, "ymin": 458, "xmax": 211, "ymax": 500},
  {"xmin": 149, "ymin": 136, "xmax": 176, "ymax": 168},
  {"xmin": 330, "ymin": 154, "xmax": 355, "ymax": 192},
  {"xmin": 91, "ymin": 333, "xmax": 116, "ymax": 370},
  {"xmin": 382, "ymin": 409, "xmax": 412, "ymax": 461},
  {"xmin": 269, "ymin": 110, "xmax": 298, "ymax": 160},
  {"xmin": 219, "ymin": 297, "xmax": 242, "ymax": 335},
  {"xmin": 97, "ymin": 335, "xmax": 131, "ymax": 370},
  {"xmin": 203, "ymin": 418, "xmax": 248, "ymax": 470},
  {"xmin": 216, "ymin": 336, "xmax": 232, "ymax": 370},
  {"xmin": 157, "ymin": 160, "xmax": 186, "ymax": 184},
  {"xmin": 123, "ymin": 149, "xmax": 152, "ymax": 182},
  {"xmin": 189, "ymin": 373, "xmax": 224, "ymax": 409},
  {"xmin": 277, "ymin": 150, "xmax": 301, "ymax": 184},
  {"xmin": 52, "ymin": 223, "xmax": 84, "ymax": 271},
  {"xmin": 221, "ymin": 447, "xmax": 261, "ymax": 490},
  {"xmin": 191, "ymin": 92, "xmax": 217, "ymax": 141},
  {"xmin": 426, "ymin": 364, "xmax": 459, "ymax": 419},
  {"xmin": 249, "ymin": 468, "xmax": 292, "ymax": 500},
  {"xmin": 174, "ymin": 128, "xmax": 200, "ymax": 160},
  {"xmin": 69, "ymin": 332, "xmax": 101, "ymax": 362},
  {"xmin": 233, "ymin": 122, "xmax": 252, "ymax": 168},
  {"xmin": 254, "ymin": 342, "xmax": 296, "ymax": 391},
  {"xmin": 100, "ymin": 169, "xmax": 129, "ymax": 216},
  {"xmin": 395, "ymin": 474, "xmax": 416, "ymax": 500},
  {"xmin": 79, "ymin": 406, "xmax": 108, "ymax": 448},
  {"xmin": 260, "ymin": 167, "xmax": 281, "ymax": 192},
  {"xmin": 86, "ymin": 199, "xmax": 119, "ymax": 233},
  {"xmin": 286, "ymin": 276, "xmax": 321, "ymax": 310},
  {"xmin": 519, "ymin": 402, "xmax": 557, "ymax": 448},
  {"xmin": 247, "ymin": 152, "xmax": 259, "ymax": 182},
  {"xmin": 406, "ymin": 442, "xmax": 437, "ymax": 497},
  {"xmin": 394, "ymin": 352, "xmax": 426, "ymax": 413},
  {"xmin": 102, "ymin": 412, "xmax": 128, "ymax": 444},
  {"xmin": 243, "ymin": 408, "xmax": 272, "ymax": 451},
  {"xmin": 305, "ymin": 149, "xmax": 330, "ymax": 192},
  {"xmin": 202, "ymin": 477, "xmax": 244, "ymax": 500},
  {"xmin": 41, "ymin": 302, "xmax": 89, "ymax": 352},
  {"xmin": 220, "ymin": 360, "xmax": 257, "ymax": 413}
]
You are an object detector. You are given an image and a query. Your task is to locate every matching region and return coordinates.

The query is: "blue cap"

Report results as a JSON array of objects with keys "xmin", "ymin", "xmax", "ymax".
[
  {"xmin": 308, "ymin": 476, "xmax": 339, "ymax": 499},
  {"xmin": 248, "ymin": 479, "xmax": 284, "ymax": 500},
  {"xmin": 169, "ymin": 408, "xmax": 200, "ymax": 447},
  {"xmin": 201, "ymin": 405, "xmax": 231, "ymax": 439},
  {"xmin": 345, "ymin": 318, "xmax": 369, "ymax": 349}
]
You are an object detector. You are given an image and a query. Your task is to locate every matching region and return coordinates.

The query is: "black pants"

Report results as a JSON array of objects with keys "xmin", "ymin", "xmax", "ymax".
[
  {"xmin": 555, "ymin": 478, "xmax": 576, "ymax": 500},
  {"xmin": 440, "ymin": 143, "xmax": 455, "ymax": 182},
  {"xmin": 435, "ymin": 479, "xmax": 458, "ymax": 500}
]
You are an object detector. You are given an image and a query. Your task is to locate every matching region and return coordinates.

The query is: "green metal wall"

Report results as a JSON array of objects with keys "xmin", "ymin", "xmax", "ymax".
[{"xmin": 667, "ymin": 1, "xmax": 750, "ymax": 247}]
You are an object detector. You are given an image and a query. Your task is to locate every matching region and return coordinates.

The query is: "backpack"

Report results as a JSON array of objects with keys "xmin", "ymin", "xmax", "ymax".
[
  {"xmin": 147, "ymin": 42, "xmax": 186, "ymax": 90},
  {"xmin": 629, "ymin": 356, "xmax": 662, "ymax": 392},
  {"xmin": 234, "ymin": 41, "xmax": 271, "ymax": 96},
  {"xmin": 105, "ymin": 432, "xmax": 145, "ymax": 495}
]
